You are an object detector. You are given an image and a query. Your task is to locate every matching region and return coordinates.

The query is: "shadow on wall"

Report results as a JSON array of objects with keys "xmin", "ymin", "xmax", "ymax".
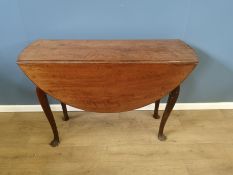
[
  {"xmin": 0, "ymin": 41, "xmax": 37, "ymax": 104},
  {"xmin": 0, "ymin": 67, "xmax": 57, "ymax": 105},
  {"xmin": 0, "ymin": 68, "xmax": 37, "ymax": 105},
  {"xmin": 180, "ymin": 46, "xmax": 233, "ymax": 102}
]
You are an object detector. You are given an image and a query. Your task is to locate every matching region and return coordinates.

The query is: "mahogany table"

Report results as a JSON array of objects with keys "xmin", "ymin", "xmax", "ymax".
[{"xmin": 17, "ymin": 40, "xmax": 198, "ymax": 147}]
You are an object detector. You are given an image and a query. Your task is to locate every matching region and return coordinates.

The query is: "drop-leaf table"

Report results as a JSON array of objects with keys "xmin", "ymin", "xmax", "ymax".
[{"xmin": 17, "ymin": 40, "xmax": 198, "ymax": 147}]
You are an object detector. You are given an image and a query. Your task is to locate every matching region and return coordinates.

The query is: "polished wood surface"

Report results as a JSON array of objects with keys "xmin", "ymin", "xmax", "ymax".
[
  {"xmin": 1, "ymin": 110, "xmax": 233, "ymax": 175},
  {"xmin": 17, "ymin": 40, "xmax": 198, "ymax": 113},
  {"xmin": 19, "ymin": 63, "xmax": 195, "ymax": 112},
  {"xmin": 153, "ymin": 99, "xmax": 161, "ymax": 119},
  {"xmin": 61, "ymin": 102, "xmax": 69, "ymax": 121},
  {"xmin": 18, "ymin": 40, "xmax": 198, "ymax": 63},
  {"xmin": 36, "ymin": 87, "xmax": 60, "ymax": 146},
  {"xmin": 158, "ymin": 86, "xmax": 180, "ymax": 141},
  {"xmin": 17, "ymin": 39, "xmax": 198, "ymax": 145}
]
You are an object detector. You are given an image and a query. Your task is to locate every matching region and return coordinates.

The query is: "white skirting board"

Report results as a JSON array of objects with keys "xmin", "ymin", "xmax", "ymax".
[{"xmin": 0, "ymin": 103, "xmax": 233, "ymax": 112}]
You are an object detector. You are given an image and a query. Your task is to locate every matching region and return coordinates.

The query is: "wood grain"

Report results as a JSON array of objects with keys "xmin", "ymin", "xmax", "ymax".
[
  {"xmin": 17, "ymin": 40, "xmax": 198, "ymax": 112},
  {"xmin": 18, "ymin": 63, "xmax": 195, "ymax": 112},
  {"xmin": 1, "ymin": 110, "xmax": 233, "ymax": 175},
  {"xmin": 17, "ymin": 40, "xmax": 198, "ymax": 63}
]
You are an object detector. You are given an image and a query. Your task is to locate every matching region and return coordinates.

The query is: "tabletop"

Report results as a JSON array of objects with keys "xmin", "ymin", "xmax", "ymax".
[
  {"xmin": 17, "ymin": 39, "xmax": 199, "ymax": 146},
  {"xmin": 18, "ymin": 39, "xmax": 198, "ymax": 64}
]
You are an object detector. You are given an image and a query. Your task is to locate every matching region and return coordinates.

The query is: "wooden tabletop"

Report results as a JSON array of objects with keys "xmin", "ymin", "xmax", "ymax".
[
  {"xmin": 18, "ymin": 39, "xmax": 198, "ymax": 64},
  {"xmin": 18, "ymin": 39, "xmax": 198, "ymax": 112}
]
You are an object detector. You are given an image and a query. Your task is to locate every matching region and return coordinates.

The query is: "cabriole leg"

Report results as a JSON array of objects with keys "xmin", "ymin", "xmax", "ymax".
[
  {"xmin": 36, "ymin": 87, "xmax": 60, "ymax": 147},
  {"xmin": 61, "ymin": 102, "xmax": 69, "ymax": 121},
  {"xmin": 153, "ymin": 99, "xmax": 160, "ymax": 119},
  {"xmin": 158, "ymin": 86, "xmax": 180, "ymax": 141}
]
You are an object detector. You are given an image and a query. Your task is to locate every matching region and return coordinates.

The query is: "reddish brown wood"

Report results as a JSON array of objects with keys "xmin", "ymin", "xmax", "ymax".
[
  {"xmin": 61, "ymin": 102, "xmax": 69, "ymax": 121},
  {"xmin": 153, "ymin": 99, "xmax": 160, "ymax": 119},
  {"xmin": 17, "ymin": 40, "xmax": 197, "ymax": 113},
  {"xmin": 17, "ymin": 39, "xmax": 198, "ymax": 145},
  {"xmin": 158, "ymin": 86, "xmax": 180, "ymax": 141},
  {"xmin": 18, "ymin": 40, "xmax": 198, "ymax": 63},
  {"xmin": 18, "ymin": 63, "xmax": 196, "ymax": 112},
  {"xmin": 36, "ymin": 87, "xmax": 59, "ymax": 146}
]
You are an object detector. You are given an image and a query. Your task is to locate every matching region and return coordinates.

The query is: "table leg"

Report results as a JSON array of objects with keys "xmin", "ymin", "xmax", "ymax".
[
  {"xmin": 158, "ymin": 86, "xmax": 180, "ymax": 141},
  {"xmin": 36, "ymin": 87, "xmax": 60, "ymax": 147},
  {"xmin": 61, "ymin": 102, "xmax": 69, "ymax": 121},
  {"xmin": 153, "ymin": 99, "xmax": 160, "ymax": 119}
]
